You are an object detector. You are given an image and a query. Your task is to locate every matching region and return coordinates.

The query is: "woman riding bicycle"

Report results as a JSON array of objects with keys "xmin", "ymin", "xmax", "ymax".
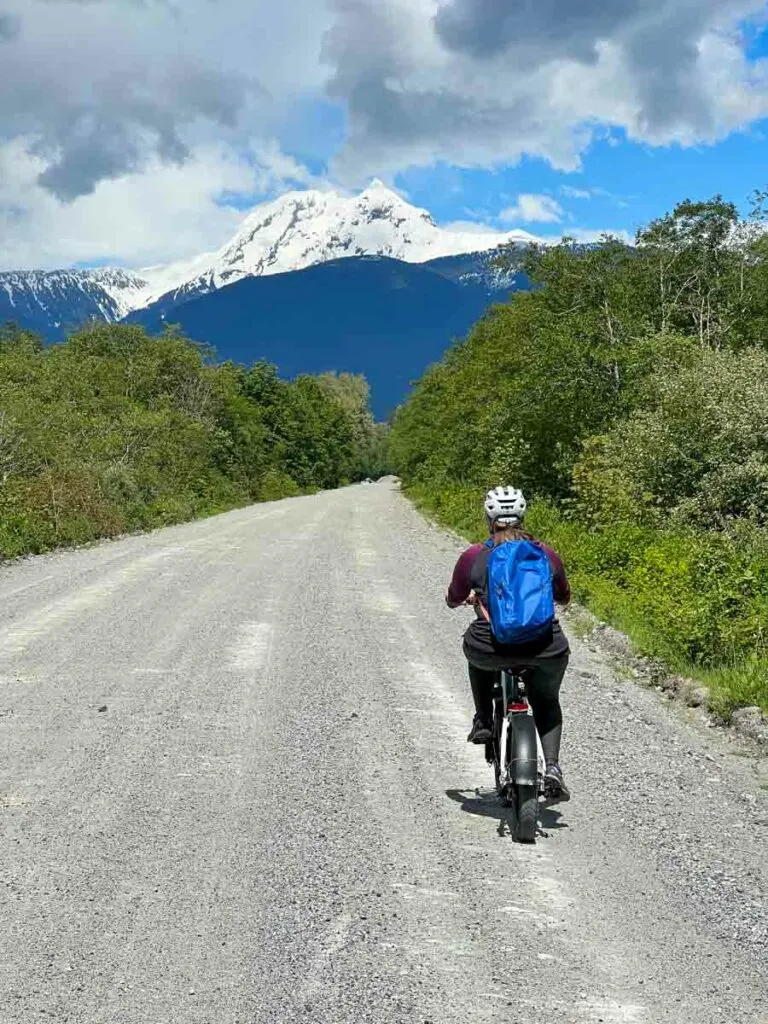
[{"xmin": 445, "ymin": 486, "xmax": 571, "ymax": 802}]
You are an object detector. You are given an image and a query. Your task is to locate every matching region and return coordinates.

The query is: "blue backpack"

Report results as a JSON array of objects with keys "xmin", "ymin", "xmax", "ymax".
[{"xmin": 481, "ymin": 539, "xmax": 555, "ymax": 644}]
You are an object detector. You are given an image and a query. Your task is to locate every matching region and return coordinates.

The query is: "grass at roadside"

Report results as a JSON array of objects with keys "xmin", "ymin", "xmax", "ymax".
[{"xmin": 407, "ymin": 483, "xmax": 768, "ymax": 719}]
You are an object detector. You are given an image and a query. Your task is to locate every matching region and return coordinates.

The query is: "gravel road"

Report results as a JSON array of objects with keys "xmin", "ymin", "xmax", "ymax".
[{"xmin": 1, "ymin": 481, "xmax": 767, "ymax": 1024}]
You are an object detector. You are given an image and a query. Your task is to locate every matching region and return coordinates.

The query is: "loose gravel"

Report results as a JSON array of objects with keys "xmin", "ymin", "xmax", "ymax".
[{"xmin": 1, "ymin": 481, "xmax": 766, "ymax": 1023}]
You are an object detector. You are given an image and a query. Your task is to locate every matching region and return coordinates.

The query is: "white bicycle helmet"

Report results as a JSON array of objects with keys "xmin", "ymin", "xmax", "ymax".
[{"xmin": 484, "ymin": 485, "xmax": 527, "ymax": 526}]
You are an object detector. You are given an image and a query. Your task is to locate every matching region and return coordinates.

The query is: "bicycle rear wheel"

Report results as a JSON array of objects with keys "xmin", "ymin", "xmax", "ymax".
[{"xmin": 514, "ymin": 784, "xmax": 538, "ymax": 842}]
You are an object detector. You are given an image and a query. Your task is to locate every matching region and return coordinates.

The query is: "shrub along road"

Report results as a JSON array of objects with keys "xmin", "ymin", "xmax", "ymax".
[{"xmin": 1, "ymin": 481, "xmax": 766, "ymax": 1023}]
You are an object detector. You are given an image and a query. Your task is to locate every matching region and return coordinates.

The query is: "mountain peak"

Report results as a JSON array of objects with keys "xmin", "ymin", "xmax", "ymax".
[
  {"xmin": 360, "ymin": 178, "xmax": 397, "ymax": 197},
  {"xmin": 127, "ymin": 183, "xmax": 539, "ymax": 308}
]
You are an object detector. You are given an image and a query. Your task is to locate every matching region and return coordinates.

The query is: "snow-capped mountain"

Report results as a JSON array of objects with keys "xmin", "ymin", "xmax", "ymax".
[
  {"xmin": 0, "ymin": 268, "xmax": 153, "ymax": 340},
  {"xmin": 0, "ymin": 181, "xmax": 535, "ymax": 339},
  {"xmin": 134, "ymin": 180, "xmax": 536, "ymax": 309}
]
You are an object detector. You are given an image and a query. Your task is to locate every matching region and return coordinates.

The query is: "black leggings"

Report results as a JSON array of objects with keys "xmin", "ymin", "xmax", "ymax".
[{"xmin": 466, "ymin": 653, "xmax": 569, "ymax": 767}]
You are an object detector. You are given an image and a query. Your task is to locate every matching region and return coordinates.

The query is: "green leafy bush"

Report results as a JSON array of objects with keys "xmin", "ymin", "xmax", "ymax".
[
  {"xmin": 258, "ymin": 469, "xmax": 302, "ymax": 502},
  {"xmin": 574, "ymin": 347, "xmax": 768, "ymax": 530},
  {"xmin": 392, "ymin": 193, "xmax": 768, "ymax": 716},
  {"xmin": 0, "ymin": 323, "xmax": 387, "ymax": 559}
]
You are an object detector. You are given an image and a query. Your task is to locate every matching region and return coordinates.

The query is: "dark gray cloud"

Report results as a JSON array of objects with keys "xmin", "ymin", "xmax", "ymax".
[
  {"xmin": 23, "ymin": 66, "xmax": 252, "ymax": 200},
  {"xmin": 0, "ymin": 0, "xmax": 325, "ymax": 201},
  {"xmin": 34, "ymin": 116, "xmax": 188, "ymax": 202},
  {"xmin": 623, "ymin": 8, "xmax": 714, "ymax": 137},
  {"xmin": 323, "ymin": 0, "xmax": 768, "ymax": 180},
  {"xmin": 434, "ymin": 0, "xmax": 646, "ymax": 61},
  {"xmin": 1, "ymin": 0, "xmax": 767, "ymax": 225},
  {"xmin": 19, "ymin": 70, "xmax": 253, "ymax": 201},
  {"xmin": 433, "ymin": 0, "xmax": 719, "ymax": 139}
]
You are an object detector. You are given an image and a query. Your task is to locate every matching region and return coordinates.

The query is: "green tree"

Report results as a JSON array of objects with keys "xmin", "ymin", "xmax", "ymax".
[
  {"xmin": 573, "ymin": 346, "xmax": 768, "ymax": 530},
  {"xmin": 394, "ymin": 188, "xmax": 768, "ymax": 714},
  {"xmin": 0, "ymin": 323, "xmax": 383, "ymax": 557}
]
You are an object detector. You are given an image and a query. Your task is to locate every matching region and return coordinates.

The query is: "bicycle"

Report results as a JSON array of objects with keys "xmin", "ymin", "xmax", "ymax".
[{"xmin": 485, "ymin": 667, "xmax": 545, "ymax": 843}]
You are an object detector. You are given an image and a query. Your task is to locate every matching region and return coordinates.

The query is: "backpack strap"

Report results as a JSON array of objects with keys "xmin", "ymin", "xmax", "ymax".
[{"xmin": 479, "ymin": 538, "xmax": 495, "ymax": 621}]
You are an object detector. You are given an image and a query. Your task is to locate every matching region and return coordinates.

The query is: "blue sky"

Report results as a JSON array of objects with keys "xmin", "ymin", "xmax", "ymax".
[
  {"xmin": 3, "ymin": 0, "xmax": 768, "ymax": 269},
  {"xmin": 276, "ymin": 16, "xmax": 768, "ymax": 241},
  {"xmin": 394, "ymin": 125, "xmax": 768, "ymax": 239},
  {"xmin": 218, "ymin": 107, "xmax": 768, "ymax": 242}
]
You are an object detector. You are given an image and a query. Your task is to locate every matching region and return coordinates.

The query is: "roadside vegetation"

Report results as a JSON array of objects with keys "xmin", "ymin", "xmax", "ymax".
[
  {"xmin": 390, "ymin": 192, "xmax": 768, "ymax": 717},
  {"xmin": 0, "ymin": 322, "xmax": 389, "ymax": 559}
]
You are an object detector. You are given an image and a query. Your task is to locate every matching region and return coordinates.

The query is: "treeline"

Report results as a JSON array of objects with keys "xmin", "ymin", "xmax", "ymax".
[
  {"xmin": 0, "ymin": 322, "xmax": 389, "ymax": 558},
  {"xmin": 391, "ymin": 193, "xmax": 768, "ymax": 717}
]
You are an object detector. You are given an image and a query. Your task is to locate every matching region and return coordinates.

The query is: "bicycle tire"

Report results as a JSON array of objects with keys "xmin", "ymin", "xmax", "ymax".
[{"xmin": 515, "ymin": 784, "xmax": 538, "ymax": 842}]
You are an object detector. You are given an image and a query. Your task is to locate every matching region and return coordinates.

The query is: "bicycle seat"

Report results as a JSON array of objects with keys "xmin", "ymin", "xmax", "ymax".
[{"xmin": 500, "ymin": 665, "xmax": 533, "ymax": 679}]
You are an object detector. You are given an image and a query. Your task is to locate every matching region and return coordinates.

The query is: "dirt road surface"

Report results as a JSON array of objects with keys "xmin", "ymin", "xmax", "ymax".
[{"xmin": 2, "ymin": 481, "xmax": 766, "ymax": 1023}]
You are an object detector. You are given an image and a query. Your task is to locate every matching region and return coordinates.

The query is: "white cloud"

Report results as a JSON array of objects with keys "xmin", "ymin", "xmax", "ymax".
[
  {"xmin": 0, "ymin": 0, "xmax": 331, "ymax": 200},
  {"xmin": 0, "ymin": 138, "xmax": 318, "ymax": 270},
  {"xmin": 560, "ymin": 186, "xmax": 594, "ymax": 200},
  {"xmin": 324, "ymin": 0, "xmax": 768, "ymax": 182},
  {"xmin": 500, "ymin": 194, "xmax": 564, "ymax": 224},
  {"xmin": 1, "ymin": 0, "xmax": 768, "ymax": 266}
]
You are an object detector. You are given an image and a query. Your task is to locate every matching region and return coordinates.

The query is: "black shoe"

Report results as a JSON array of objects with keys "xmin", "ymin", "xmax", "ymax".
[
  {"xmin": 467, "ymin": 714, "xmax": 493, "ymax": 744},
  {"xmin": 544, "ymin": 764, "xmax": 571, "ymax": 803}
]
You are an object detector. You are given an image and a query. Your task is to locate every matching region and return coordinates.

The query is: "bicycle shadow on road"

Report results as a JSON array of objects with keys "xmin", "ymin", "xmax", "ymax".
[{"xmin": 445, "ymin": 788, "xmax": 568, "ymax": 840}]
